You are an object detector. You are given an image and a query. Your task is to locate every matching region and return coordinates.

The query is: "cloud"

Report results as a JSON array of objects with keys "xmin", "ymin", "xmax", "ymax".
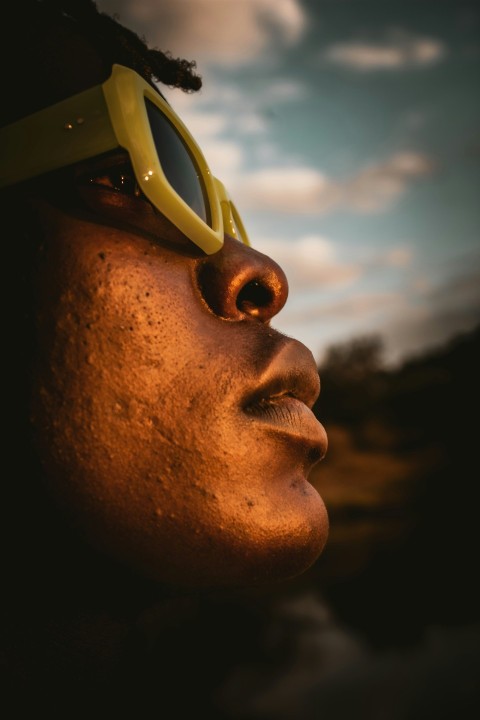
[
  {"xmin": 264, "ymin": 80, "xmax": 308, "ymax": 102},
  {"xmin": 288, "ymin": 292, "xmax": 402, "ymax": 322},
  {"xmin": 273, "ymin": 290, "xmax": 404, "ymax": 361},
  {"xmin": 239, "ymin": 113, "xmax": 269, "ymax": 134},
  {"xmin": 174, "ymin": 111, "xmax": 227, "ymax": 138},
  {"xmin": 168, "ymin": 89, "xmax": 434, "ymax": 215},
  {"xmin": 378, "ymin": 268, "xmax": 480, "ymax": 364},
  {"xmin": 196, "ymin": 139, "xmax": 244, "ymax": 177},
  {"xmin": 255, "ymin": 235, "xmax": 361, "ymax": 291},
  {"xmin": 426, "ymin": 263, "xmax": 480, "ymax": 316},
  {"xmin": 163, "ymin": 72, "xmax": 305, "ymax": 147},
  {"xmin": 235, "ymin": 167, "xmax": 338, "ymax": 213},
  {"xmin": 384, "ymin": 247, "xmax": 412, "ymax": 267},
  {"xmin": 324, "ymin": 30, "xmax": 446, "ymax": 71},
  {"xmin": 256, "ymin": 236, "xmax": 414, "ymax": 302},
  {"xmin": 280, "ymin": 259, "xmax": 480, "ymax": 366},
  {"xmin": 97, "ymin": 0, "xmax": 306, "ymax": 66},
  {"xmin": 170, "ymin": 73, "xmax": 307, "ymax": 114},
  {"xmin": 234, "ymin": 152, "xmax": 434, "ymax": 215},
  {"xmin": 343, "ymin": 152, "xmax": 435, "ymax": 213}
]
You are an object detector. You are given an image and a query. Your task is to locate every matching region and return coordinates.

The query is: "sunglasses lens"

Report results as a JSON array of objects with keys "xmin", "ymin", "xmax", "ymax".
[{"xmin": 145, "ymin": 99, "xmax": 211, "ymax": 226}]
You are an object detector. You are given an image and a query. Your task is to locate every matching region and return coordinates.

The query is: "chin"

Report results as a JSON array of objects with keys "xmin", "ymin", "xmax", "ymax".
[
  {"xmin": 237, "ymin": 492, "xmax": 330, "ymax": 587},
  {"xmin": 152, "ymin": 488, "xmax": 330, "ymax": 590}
]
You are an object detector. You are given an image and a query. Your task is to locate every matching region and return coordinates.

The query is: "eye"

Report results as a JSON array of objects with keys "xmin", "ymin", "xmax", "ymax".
[{"xmin": 86, "ymin": 163, "xmax": 142, "ymax": 199}]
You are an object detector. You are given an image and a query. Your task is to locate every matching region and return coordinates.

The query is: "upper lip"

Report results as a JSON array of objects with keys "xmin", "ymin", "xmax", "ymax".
[{"xmin": 242, "ymin": 338, "xmax": 321, "ymax": 411}]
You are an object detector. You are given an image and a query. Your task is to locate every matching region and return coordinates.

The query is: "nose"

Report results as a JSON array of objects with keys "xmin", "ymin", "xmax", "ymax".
[{"xmin": 197, "ymin": 235, "xmax": 289, "ymax": 323}]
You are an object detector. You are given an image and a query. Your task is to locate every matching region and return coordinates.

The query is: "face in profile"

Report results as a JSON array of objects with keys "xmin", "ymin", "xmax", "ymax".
[{"xmin": 5, "ymin": 27, "xmax": 329, "ymax": 590}]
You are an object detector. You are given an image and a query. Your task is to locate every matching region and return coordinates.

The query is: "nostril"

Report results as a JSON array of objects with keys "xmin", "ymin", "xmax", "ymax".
[
  {"xmin": 237, "ymin": 280, "xmax": 273, "ymax": 316},
  {"xmin": 196, "ymin": 235, "xmax": 288, "ymax": 322}
]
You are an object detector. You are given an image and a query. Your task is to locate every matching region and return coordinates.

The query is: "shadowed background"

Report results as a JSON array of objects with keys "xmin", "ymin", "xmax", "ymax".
[{"xmin": 92, "ymin": 1, "xmax": 480, "ymax": 717}]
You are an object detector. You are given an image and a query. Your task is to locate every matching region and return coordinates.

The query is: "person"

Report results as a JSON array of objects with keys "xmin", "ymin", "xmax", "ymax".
[{"xmin": 1, "ymin": 0, "xmax": 328, "ymax": 710}]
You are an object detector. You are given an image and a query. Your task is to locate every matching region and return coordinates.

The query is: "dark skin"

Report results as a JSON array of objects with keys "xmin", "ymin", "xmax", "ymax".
[
  {"xmin": 11, "ymin": 34, "xmax": 328, "ymax": 591},
  {"xmin": 0, "ymin": 17, "xmax": 329, "ymax": 709},
  {"xmin": 28, "ymin": 172, "xmax": 328, "ymax": 589}
]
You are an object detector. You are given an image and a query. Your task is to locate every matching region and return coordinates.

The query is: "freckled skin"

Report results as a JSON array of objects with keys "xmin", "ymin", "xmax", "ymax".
[{"xmin": 29, "ymin": 198, "xmax": 329, "ymax": 588}]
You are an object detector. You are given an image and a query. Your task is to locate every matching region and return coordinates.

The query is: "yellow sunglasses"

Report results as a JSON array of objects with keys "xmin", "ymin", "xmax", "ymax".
[{"xmin": 0, "ymin": 63, "xmax": 249, "ymax": 254}]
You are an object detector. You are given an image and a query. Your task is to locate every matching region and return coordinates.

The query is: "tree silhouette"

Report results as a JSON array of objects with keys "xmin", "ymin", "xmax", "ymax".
[{"xmin": 315, "ymin": 334, "xmax": 387, "ymax": 428}]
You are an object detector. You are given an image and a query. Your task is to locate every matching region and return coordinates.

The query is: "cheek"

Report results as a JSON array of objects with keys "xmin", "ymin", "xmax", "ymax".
[{"xmin": 31, "ymin": 246, "xmax": 198, "ymax": 531}]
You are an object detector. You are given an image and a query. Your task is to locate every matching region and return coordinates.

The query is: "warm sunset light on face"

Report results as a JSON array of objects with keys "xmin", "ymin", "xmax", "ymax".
[{"xmin": 29, "ymin": 200, "xmax": 328, "ymax": 587}]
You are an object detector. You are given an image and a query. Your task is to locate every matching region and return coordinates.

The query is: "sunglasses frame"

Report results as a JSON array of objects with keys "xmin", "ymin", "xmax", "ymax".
[{"xmin": 0, "ymin": 64, "xmax": 249, "ymax": 253}]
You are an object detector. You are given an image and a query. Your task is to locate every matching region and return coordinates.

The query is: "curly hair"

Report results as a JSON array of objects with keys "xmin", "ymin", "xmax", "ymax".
[
  {"xmin": 55, "ymin": 0, "xmax": 202, "ymax": 89},
  {"xmin": 2, "ymin": 0, "xmax": 202, "ymax": 124}
]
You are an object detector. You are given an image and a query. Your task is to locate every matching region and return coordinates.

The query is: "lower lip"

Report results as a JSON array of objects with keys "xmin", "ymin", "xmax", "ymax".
[{"xmin": 245, "ymin": 397, "xmax": 327, "ymax": 459}]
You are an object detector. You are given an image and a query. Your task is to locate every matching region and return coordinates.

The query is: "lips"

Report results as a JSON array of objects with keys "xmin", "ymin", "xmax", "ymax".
[{"xmin": 242, "ymin": 339, "xmax": 328, "ymax": 463}]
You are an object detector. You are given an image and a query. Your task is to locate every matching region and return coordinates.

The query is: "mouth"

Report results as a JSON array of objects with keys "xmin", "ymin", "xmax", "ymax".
[{"xmin": 242, "ymin": 340, "xmax": 328, "ymax": 464}]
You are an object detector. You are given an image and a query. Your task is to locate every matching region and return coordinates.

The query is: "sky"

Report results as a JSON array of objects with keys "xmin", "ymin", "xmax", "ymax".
[{"xmin": 96, "ymin": 0, "xmax": 480, "ymax": 366}]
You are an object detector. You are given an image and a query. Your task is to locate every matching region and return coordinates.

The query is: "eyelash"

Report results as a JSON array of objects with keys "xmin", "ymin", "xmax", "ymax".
[{"xmin": 86, "ymin": 163, "xmax": 143, "ymax": 199}]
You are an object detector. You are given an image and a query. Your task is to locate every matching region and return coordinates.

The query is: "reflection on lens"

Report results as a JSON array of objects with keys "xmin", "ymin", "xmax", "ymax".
[
  {"xmin": 145, "ymin": 99, "xmax": 211, "ymax": 226},
  {"xmin": 231, "ymin": 202, "xmax": 249, "ymax": 246},
  {"xmin": 230, "ymin": 208, "xmax": 244, "ymax": 243}
]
